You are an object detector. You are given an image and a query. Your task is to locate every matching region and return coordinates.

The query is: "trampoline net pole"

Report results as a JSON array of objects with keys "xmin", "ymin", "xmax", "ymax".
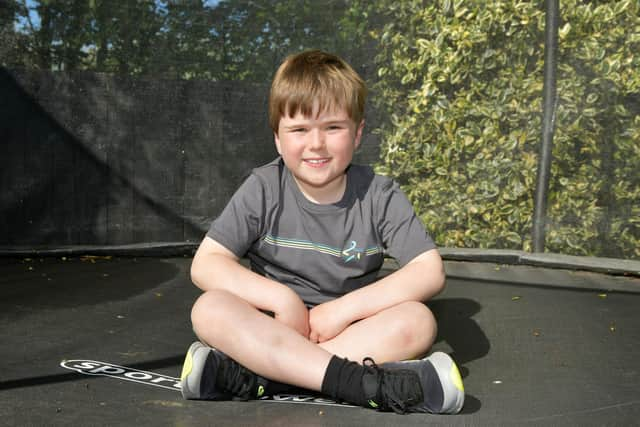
[{"xmin": 532, "ymin": 0, "xmax": 560, "ymax": 253}]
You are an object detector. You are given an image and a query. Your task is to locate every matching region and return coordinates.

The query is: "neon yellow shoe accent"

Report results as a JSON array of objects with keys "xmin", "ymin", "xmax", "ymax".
[
  {"xmin": 368, "ymin": 400, "xmax": 379, "ymax": 408},
  {"xmin": 180, "ymin": 350, "xmax": 193, "ymax": 381},
  {"xmin": 450, "ymin": 362, "xmax": 464, "ymax": 392},
  {"xmin": 257, "ymin": 385, "xmax": 265, "ymax": 398}
]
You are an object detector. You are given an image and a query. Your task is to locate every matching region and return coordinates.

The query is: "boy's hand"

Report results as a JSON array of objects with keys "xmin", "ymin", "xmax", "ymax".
[
  {"xmin": 308, "ymin": 299, "xmax": 352, "ymax": 343},
  {"xmin": 273, "ymin": 288, "xmax": 310, "ymax": 338}
]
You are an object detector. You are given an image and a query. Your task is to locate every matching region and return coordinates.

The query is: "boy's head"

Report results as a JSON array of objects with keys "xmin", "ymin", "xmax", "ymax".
[{"xmin": 269, "ymin": 50, "xmax": 367, "ymax": 134}]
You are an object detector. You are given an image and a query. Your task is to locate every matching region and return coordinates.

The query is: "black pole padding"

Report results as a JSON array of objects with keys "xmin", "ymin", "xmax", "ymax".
[{"xmin": 532, "ymin": 0, "xmax": 560, "ymax": 253}]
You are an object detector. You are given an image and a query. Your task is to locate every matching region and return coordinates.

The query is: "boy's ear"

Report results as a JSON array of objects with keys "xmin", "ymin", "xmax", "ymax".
[
  {"xmin": 274, "ymin": 132, "xmax": 282, "ymax": 155},
  {"xmin": 354, "ymin": 120, "xmax": 365, "ymax": 149}
]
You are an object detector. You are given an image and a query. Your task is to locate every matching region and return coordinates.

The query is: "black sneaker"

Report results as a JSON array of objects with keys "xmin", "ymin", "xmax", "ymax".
[
  {"xmin": 361, "ymin": 352, "xmax": 464, "ymax": 414},
  {"xmin": 180, "ymin": 341, "xmax": 267, "ymax": 401}
]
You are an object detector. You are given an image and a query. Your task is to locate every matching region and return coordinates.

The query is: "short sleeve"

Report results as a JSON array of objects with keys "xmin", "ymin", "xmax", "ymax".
[
  {"xmin": 206, "ymin": 174, "xmax": 268, "ymax": 257},
  {"xmin": 376, "ymin": 180, "xmax": 436, "ymax": 266}
]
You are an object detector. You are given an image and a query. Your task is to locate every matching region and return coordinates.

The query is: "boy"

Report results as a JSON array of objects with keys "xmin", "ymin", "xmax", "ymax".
[{"xmin": 180, "ymin": 50, "xmax": 464, "ymax": 414}]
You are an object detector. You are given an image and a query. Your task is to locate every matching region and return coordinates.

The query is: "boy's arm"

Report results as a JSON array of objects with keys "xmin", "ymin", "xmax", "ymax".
[
  {"xmin": 308, "ymin": 248, "xmax": 445, "ymax": 343},
  {"xmin": 191, "ymin": 236, "xmax": 310, "ymax": 337}
]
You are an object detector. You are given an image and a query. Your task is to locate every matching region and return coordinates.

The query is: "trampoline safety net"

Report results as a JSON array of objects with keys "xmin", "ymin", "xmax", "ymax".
[{"xmin": 1, "ymin": 0, "xmax": 638, "ymax": 260}]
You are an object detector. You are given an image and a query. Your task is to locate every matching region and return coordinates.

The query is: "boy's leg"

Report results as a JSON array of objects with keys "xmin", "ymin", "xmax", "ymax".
[
  {"xmin": 184, "ymin": 290, "xmax": 463, "ymax": 413},
  {"xmin": 318, "ymin": 301, "xmax": 437, "ymax": 363},
  {"xmin": 317, "ymin": 302, "xmax": 464, "ymax": 413},
  {"xmin": 189, "ymin": 288, "xmax": 331, "ymax": 391}
]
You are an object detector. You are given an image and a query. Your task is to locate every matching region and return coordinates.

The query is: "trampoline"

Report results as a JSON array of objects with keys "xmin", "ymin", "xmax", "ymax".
[
  {"xmin": 1, "ymin": 255, "xmax": 639, "ymax": 426},
  {"xmin": 2, "ymin": 1, "xmax": 639, "ymax": 425}
]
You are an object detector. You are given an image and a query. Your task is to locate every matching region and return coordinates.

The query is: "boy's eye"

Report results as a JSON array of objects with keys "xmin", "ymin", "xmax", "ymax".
[{"xmin": 291, "ymin": 128, "xmax": 307, "ymax": 133}]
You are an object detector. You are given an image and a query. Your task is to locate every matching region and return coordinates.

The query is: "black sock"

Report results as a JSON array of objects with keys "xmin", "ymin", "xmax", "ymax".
[{"xmin": 320, "ymin": 356, "xmax": 368, "ymax": 406}]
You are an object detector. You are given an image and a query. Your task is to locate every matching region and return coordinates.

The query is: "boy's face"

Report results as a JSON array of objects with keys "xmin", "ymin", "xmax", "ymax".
[{"xmin": 274, "ymin": 104, "xmax": 364, "ymax": 203}]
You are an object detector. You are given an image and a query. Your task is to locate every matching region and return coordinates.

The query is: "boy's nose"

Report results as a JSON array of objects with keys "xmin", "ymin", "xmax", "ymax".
[{"xmin": 308, "ymin": 129, "xmax": 325, "ymax": 149}]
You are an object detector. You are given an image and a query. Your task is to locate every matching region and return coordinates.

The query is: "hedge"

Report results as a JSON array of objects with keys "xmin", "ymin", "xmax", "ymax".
[{"xmin": 360, "ymin": 0, "xmax": 639, "ymax": 259}]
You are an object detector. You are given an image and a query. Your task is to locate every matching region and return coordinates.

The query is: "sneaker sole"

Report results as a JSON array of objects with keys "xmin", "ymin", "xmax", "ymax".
[
  {"xmin": 428, "ymin": 352, "xmax": 465, "ymax": 414},
  {"xmin": 180, "ymin": 341, "xmax": 209, "ymax": 399}
]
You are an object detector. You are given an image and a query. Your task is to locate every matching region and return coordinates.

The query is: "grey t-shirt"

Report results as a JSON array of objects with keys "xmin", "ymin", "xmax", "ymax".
[{"xmin": 207, "ymin": 158, "xmax": 436, "ymax": 306}]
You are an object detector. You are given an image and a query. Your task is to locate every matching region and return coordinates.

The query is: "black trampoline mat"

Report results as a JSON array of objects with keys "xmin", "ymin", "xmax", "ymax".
[{"xmin": 1, "ymin": 257, "xmax": 639, "ymax": 426}]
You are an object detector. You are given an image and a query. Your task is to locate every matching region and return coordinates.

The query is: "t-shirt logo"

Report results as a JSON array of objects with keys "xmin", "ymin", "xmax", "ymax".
[
  {"xmin": 342, "ymin": 240, "xmax": 363, "ymax": 263},
  {"xmin": 262, "ymin": 234, "xmax": 382, "ymax": 263}
]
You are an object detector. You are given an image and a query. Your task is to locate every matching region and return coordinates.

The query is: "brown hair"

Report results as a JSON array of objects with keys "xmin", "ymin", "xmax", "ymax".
[{"xmin": 269, "ymin": 50, "xmax": 367, "ymax": 133}]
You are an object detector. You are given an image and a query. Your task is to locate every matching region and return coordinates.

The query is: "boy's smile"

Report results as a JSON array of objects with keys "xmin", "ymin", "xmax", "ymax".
[{"xmin": 275, "ymin": 106, "xmax": 364, "ymax": 204}]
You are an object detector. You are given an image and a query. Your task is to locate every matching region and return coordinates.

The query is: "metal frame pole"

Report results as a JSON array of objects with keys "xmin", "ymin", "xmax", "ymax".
[{"xmin": 532, "ymin": 0, "xmax": 559, "ymax": 253}]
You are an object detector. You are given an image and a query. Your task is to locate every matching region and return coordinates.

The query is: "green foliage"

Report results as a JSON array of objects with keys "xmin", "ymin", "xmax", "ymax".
[
  {"xmin": 0, "ymin": 3, "xmax": 18, "ymax": 66},
  {"xmin": 211, "ymin": 0, "xmax": 365, "ymax": 82},
  {"xmin": 364, "ymin": 0, "xmax": 639, "ymax": 259},
  {"xmin": 2, "ymin": 0, "xmax": 362, "ymax": 82},
  {"xmin": 3, "ymin": 0, "xmax": 638, "ymax": 258},
  {"xmin": 4, "ymin": 0, "xmax": 165, "ymax": 73},
  {"xmin": 549, "ymin": 0, "xmax": 640, "ymax": 258}
]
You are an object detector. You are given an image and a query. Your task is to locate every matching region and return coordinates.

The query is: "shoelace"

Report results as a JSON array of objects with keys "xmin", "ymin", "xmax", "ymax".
[
  {"xmin": 363, "ymin": 357, "xmax": 423, "ymax": 414},
  {"xmin": 217, "ymin": 357, "xmax": 257, "ymax": 401}
]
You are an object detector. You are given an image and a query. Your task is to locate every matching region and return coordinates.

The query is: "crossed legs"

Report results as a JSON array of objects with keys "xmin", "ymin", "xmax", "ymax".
[{"xmin": 190, "ymin": 289, "xmax": 437, "ymax": 392}]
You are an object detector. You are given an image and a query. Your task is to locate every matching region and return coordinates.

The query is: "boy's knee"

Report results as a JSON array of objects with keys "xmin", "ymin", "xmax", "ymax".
[
  {"xmin": 395, "ymin": 301, "xmax": 437, "ymax": 353},
  {"xmin": 190, "ymin": 289, "xmax": 232, "ymax": 330}
]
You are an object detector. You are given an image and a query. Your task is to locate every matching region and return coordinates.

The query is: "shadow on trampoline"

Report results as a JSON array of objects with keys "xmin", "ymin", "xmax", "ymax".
[
  {"xmin": 0, "ymin": 356, "xmax": 184, "ymax": 392},
  {"xmin": 429, "ymin": 298, "xmax": 489, "ymax": 415},
  {"xmin": 0, "ymin": 257, "xmax": 181, "ymax": 311},
  {"xmin": 430, "ymin": 298, "xmax": 490, "ymax": 367}
]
